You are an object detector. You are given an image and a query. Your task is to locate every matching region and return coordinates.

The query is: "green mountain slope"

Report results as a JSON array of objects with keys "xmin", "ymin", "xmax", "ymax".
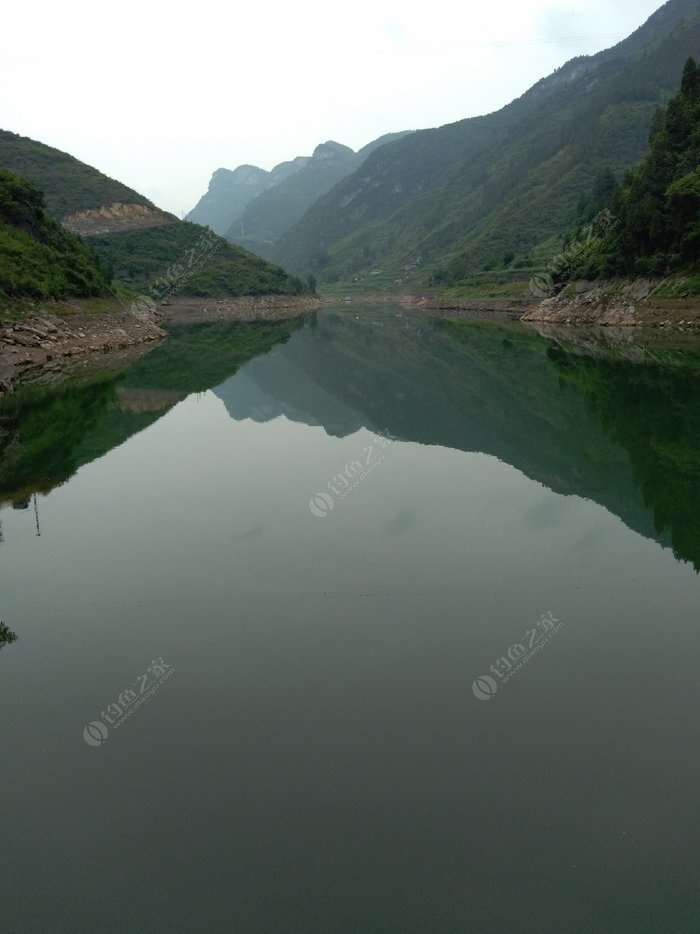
[
  {"xmin": 0, "ymin": 132, "xmax": 305, "ymax": 300},
  {"xmin": 188, "ymin": 133, "xmax": 410, "ymax": 243},
  {"xmin": 273, "ymin": 0, "xmax": 699, "ymax": 287},
  {"xmin": 0, "ymin": 169, "xmax": 109, "ymax": 303},
  {"xmin": 88, "ymin": 222, "xmax": 304, "ymax": 298},
  {"xmin": 0, "ymin": 130, "xmax": 154, "ymax": 219},
  {"xmin": 226, "ymin": 142, "xmax": 357, "ymax": 255},
  {"xmin": 226, "ymin": 135, "xmax": 411, "ymax": 258},
  {"xmin": 560, "ymin": 57, "xmax": 700, "ymax": 280}
]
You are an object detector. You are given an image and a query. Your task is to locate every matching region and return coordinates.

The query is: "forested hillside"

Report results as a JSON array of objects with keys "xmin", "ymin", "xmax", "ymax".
[
  {"xmin": 89, "ymin": 223, "xmax": 305, "ymax": 299},
  {"xmin": 0, "ymin": 169, "xmax": 109, "ymax": 303},
  {"xmin": 271, "ymin": 0, "xmax": 699, "ymax": 289},
  {"xmin": 225, "ymin": 134, "xmax": 411, "ymax": 259},
  {"xmin": 0, "ymin": 130, "xmax": 154, "ymax": 219},
  {"xmin": 0, "ymin": 134, "xmax": 307, "ymax": 303},
  {"xmin": 559, "ymin": 58, "xmax": 699, "ymax": 281}
]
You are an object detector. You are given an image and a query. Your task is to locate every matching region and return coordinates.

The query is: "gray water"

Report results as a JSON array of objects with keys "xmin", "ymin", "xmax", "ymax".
[{"xmin": 1, "ymin": 306, "xmax": 699, "ymax": 932}]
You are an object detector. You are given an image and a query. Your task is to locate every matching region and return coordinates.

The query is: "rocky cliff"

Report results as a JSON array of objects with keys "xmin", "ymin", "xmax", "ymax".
[{"xmin": 62, "ymin": 203, "xmax": 176, "ymax": 237}]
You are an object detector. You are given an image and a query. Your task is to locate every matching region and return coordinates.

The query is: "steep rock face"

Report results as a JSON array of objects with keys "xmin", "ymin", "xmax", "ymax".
[
  {"xmin": 62, "ymin": 203, "xmax": 175, "ymax": 236},
  {"xmin": 187, "ymin": 164, "xmax": 287, "ymax": 235},
  {"xmin": 189, "ymin": 134, "xmax": 411, "ymax": 243},
  {"xmin": 225, "ymin": 142, "xmax": 358, "ymax": 253}
]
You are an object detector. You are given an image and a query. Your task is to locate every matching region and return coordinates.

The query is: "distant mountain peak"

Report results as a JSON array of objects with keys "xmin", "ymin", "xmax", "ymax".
[
  {"xmin": 312, "ymin": 141, "xmax": 355, "ymax": 160},
  {"xmin": 188, "ymin": 133, "xmax": 409, "ymax": 240}
]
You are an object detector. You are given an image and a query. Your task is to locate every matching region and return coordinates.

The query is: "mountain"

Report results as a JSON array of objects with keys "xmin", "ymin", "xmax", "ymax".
[
  {"xmin": 0, "ymin": 168, "xmax": 109, "ymax": 302},
  {"xmin": 0, "ymin": 130, "xmax": 159, "ymax": 221},
  {"xmin": 225, "ymin": 142, "xmax": 356, "ymax": 256},
  {"xmin": 272, "ymin": 0, "xmax": 700, "ymax": 287},
  {"xmin": 226, "ymin": 135, "xmax": 410, "ymax": 259},
  {"xmin": 560, "ymin": 57, "xmax": 700, "ymax": 280},
  {"xmin": 186, "ymin": 163, "xmax": 297, "ymax": 235},
  {"xmin": 0, "ymin": 131, "xmax": 305, "ymax": 301},
  {"xmin": 87, "ymin": 222, "xmax": 304, "ymax": 299},
  {"xmin": 187, "ymin": 133, "xmax": 410, "ymax": 243}
]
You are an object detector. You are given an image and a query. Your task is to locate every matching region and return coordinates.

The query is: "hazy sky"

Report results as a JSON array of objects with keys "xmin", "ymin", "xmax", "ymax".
[{"xmin": 2, "ymin": 0, "xmax": 665, "ymax": 215}]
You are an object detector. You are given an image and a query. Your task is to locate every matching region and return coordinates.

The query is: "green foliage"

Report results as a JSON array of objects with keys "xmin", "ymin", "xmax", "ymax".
[
  {"xmin": 564, "ymin": 58, "xmax": 700, "ymax": 280},
  {"xmin": 0, "ymin": 129, "xmax": 154, "ymax": 218},
  {"xmin": 0, "ymin": 169, "xmax": 110, "ymax": 303},
  {"xmin": 87, "ymin": 221, "xmax": 305, "ymax": 298},
  {"xmin": 0, "ymin": 620, "xmax": 18, "ymax": 650},
  {"xmin": 272, "ymin": 0, "xmax": 699, "ymax": 287}
]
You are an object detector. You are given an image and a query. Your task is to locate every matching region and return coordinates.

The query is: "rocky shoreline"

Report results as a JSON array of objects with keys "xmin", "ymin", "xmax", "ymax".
[
  {"xmin": 164, "ymin": 294, "xmax": 325, "ymax": 324},
  {"xmin": 522, "ymin": 279, "xmax": 700, "ymax": 329},
  {"xmin": 2, "ymin": 284, "xmax": 698, "ymax": 400},
  {"xmin": 0, "ymin": 294, "xmax": 324, "ymax": 399},
  {"xmin": 0, "ymin": 302, "xmax": 166, "ymax": 399}
]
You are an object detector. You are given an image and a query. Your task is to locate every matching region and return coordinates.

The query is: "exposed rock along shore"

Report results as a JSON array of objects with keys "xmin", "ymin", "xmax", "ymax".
[
  {"xmin": 0, "ymin": 295, "xmax": 324, "ymax": 399},
  {"xmin": 165, "ymin": 294, "xmax": 325, "ymax": 324},
  {"xmin": 522, "ymin": 279, "xmax": 700, "ymax": 329},
  {"xmin": 0, "ymin": 304, "xmax": 165, "ymax": 399},
  {"xmin": 1, "ymin": 282, "xmax": 698, "ymax": 400}
]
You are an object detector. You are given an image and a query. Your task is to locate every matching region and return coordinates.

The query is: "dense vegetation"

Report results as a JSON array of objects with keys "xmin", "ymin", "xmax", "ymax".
[
  {"xmin": 0, "ymin": 620, "xmax": 18, "ymax": 651},
  {"xmin": 0, "ymin": 169, "xmax": 109, "ymax": 303},
  {"xmin": 0, "ymin": 129, "xmax": 154, "ymax": 218},
  {"xmin": 0, "ymin": 129, "xmax": 306, "ymax": 302},
  {"xmin": 87, "ymin": 222, "xmax": 306, "ymax": 298},
  {"xmin": 558, "ymin": 58, "xmax": 700, "ymax": 280},
  {"xmin": 271, "ymin": 0, "xmax": 699, "ymax": 288}
]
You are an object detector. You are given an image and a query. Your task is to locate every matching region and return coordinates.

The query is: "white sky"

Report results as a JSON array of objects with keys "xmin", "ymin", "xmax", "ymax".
[{"xmin": 1, "ymin": 0, "xmax": 664, "ymax": 216}]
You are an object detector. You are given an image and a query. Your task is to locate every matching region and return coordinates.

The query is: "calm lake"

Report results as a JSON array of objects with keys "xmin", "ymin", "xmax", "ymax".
[{"xmin": 1, "ymin": 304, "xmax": 700, "ymax": 932}]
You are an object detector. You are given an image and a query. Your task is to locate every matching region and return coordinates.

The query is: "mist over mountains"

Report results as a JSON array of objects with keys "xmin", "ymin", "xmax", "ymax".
[
  {"xmin": 187, "ymin": 133, "xmax": 410, "ymax": 259},
  {"xmin": 1, "ymin": 0, "xmax": 697, "ymax": 306},
  {"xmin": 268, "ymin": 0, "xmax": 698, "ymax": 287}
]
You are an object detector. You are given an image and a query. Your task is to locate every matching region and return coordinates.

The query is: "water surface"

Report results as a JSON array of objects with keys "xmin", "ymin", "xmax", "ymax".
[{"xmin": 1, "ymin": 306, "xmax": 699, "ymax": 932}]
